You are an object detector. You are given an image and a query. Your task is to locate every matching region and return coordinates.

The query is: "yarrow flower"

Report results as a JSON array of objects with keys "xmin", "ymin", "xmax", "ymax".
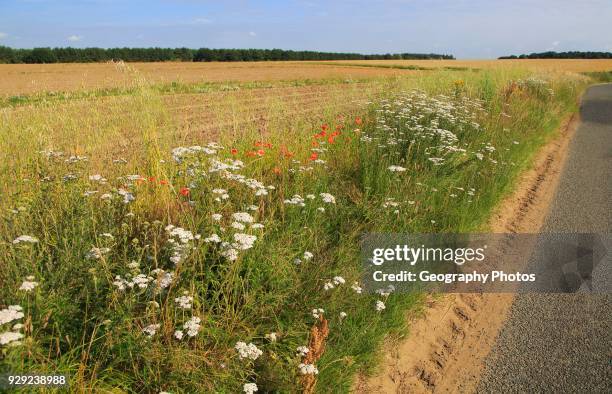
[
  {"xmin": 375, "ymin": 300, "xmax": 386, "ymax": 312},
  {"xmin": 265, "ymin": 332, "xmax": 277, "ymax": 342},
  {"xmin": 0, "ymin": 331, "xmax": 24, "ymax": 346},
  {"xmin": 174, "ymin": 295, "xmax": 193, "ymax": 309},
  {"xmin": 296, "ymin": 346, "xmax": 310, "ymax": 357},
  {"xmin": 12, "ymin": 235, "xmax": 39, "ymax": 244},
  {"xmin": 19, "ymin": 276, "xmax": 38, "ymax": 292},
  {"xmin": 235, "ymin": 341, "xmax": 262, "ymax": 361},
  {"xmin": 388, "ymin": 165, "xmax": 407, "ymax": 172},
  {"xmin": 298, "ymin": 363, "xmax": 319, "ymax": 375},
  {"xmin": 243, "ymin": 383, "xmax": 258, "ymax": 394},
  {"xmin": 232, "ymin": 212, "xmax": 254, "ymax": 223},
  {"xmin": 0, "ymin": 305, "xmax": 24, "ymax": 326},
  {"xmin": 183, "ymin": 316, "xmax": 201, "ymax": 337},
  {"xmin": 319, "ymin": 193, "xmax": 336, "ymax": 204},
  {"xmin": 142, "ymin": 323, "xmax": 161, "ymax": 337},
  {"xmin": 312, "ymin": 308, "xmax": 324, "ymax": 319}
]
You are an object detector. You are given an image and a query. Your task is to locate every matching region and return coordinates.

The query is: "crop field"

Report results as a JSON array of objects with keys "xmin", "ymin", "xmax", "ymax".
[{"xmin": 0, "ymin": 60, "xmax": 606, "ymax": 392}]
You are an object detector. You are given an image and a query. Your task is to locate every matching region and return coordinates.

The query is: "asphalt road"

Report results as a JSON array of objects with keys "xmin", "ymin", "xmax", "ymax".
[{"xmin": 477, "ymin": 84, "xmax": 612, "ymax": 393}]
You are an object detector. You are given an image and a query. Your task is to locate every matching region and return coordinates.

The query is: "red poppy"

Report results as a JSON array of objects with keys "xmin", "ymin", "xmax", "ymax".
[
  {"xmin": 231, "ymin": 148, "xmax": 238, "ymax": 155},
  {"xmin": 321, "ymin": 124, "xmax": 329, "ymax": 131},
  {"xmin": 311, "ymin": 141, "xmax": 319, "ymax": 147},
  {"xmin": 160, "ymin": 180, "xmax": 169, "ymax": 185},
  {"xmin": 355, "ymin": 117, "xmax": 363, "ymax": 125},
  {"xmin": 179, "ymin": 187, "xmax": 190, "ymax": 196},
  {"xmin": 246, "ymin": 151, "xmax": 257, "ymax": 157},
  {"xmin": 148, "ymin": 176, "xmax": 156, "ymax": 182},
  {"xmin": 328, "ymin": 136, "xmax": 335, "ymax": 144},
  {"xmin": 273, "ymin": 167, "xmax": 281, "ymax": 174},
  {"xmin": 257, "ymin": 149, "xmax": 265, "ymax": 156},
  {"xmin": 309, "ymin": 152, "xmax": 318, "ymax": 161}
]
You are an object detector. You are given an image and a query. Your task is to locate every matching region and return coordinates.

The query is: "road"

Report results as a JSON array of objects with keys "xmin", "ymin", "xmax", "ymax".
[{"xmin": 477, "ymin": 84, "xmax": 612, "ymax": 393}]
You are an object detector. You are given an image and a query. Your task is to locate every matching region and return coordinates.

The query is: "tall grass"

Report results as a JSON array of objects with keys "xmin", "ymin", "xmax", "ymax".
[{"xmin": 0, "ymin": 68, "xmax": 588, "ymax": 393}]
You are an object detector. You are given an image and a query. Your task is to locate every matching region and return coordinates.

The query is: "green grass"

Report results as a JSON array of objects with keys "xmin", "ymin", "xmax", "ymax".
[{"xmin": 0, "ymin": 69, "xmax": 588, "ymax": 393}]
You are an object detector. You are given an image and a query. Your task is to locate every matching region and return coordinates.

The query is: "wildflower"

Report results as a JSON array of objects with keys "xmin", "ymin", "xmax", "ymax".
[
  {"xmin": 89, "ymin": 174, "xmax": 107, "ymax": 183},
  {"xmin": 298, "ymin": 363, "xmax": 319, "ymax": 375},
  {"xmin": 0, "ymin": 331, "xmax": 24, "ymax": 346},
  {"xmin": 309, "ymin": 152, "xmax": 318, "ymax": 161},
  {"xmin": 265, "ymin": 332, "xmax": 277, "ymax": 342},
  {"xmin": 142, "ymin": 324, "xmax": 161, "ymax": 337},
  {"xmin": 86, "ymin": 247, "xmax": 110, "ymax": 260},
  {"xmin": 19, "ymin": 277, "xmax": 38, "ymax": 292},
  {"xmin": 375, "ymin": 300, "xmax": 386, "ymax": 312},
  {"xmin": 235, "ymin": 341, "xmax": 263, "ymax": 360},
  {"xmin": 333, "ymin": 276, "xmax": 346, "ymax": 285},
  {"xmin": 251, "ymin": 223, "xmax": 264, "ymax": 229},
  {"xmin": 312, "ymin": 308, "xmax": 324, "ymax": 319},
  {"xmin": 232, "ymin": 212, "xmax": 254, "ymax": 223},
  {"xmin": 355, "ymin": 116, "xmax": 363, "ymax": 125},
  {"xmin": 273, "ymin": 167, "xmax": 281, "ymax": 175},
  {"xmin": 12, "ymin": 235, "xmax": 39, "ymax": 244},
  {"xmin": 233, "ymin": 233, "xmax": 257, "ymax": 250},
  {"xmin": 179, "ymin": 187, "xmax": 190, "ymax": 197},
  {"xmin": 204, "ymin": 233, "xmax": 221, "ymax": 243},
  {"xmin": 296, "ymin": 346, "xmax": 309, "ymax": 356},
  {"xmin": 174, "ymin": 330, "xmax": 184, "ymax": 340},
  {"xmin": 351, "ymin": 282, "xmax": 363, "ymax": 294},
  {"xmin": 0, "ymin": 306, "xmax": 24, "ymax": 325},
  {"xmin": 175, "ymin": 295, "xmax": 193, "ymax": 309},
  {"xmin": 231, "ymin": 148, "xmax": 238, "ymax": 155},
  {"xmin": 340, "ymin": 312, "xmax": 347, "ymax": 319},
  {"xmin": 320, "ymin": 193, "xmax": 336, "ymax": 204},
  {"xmin": 183, "ymin": 316, "xmax": 201, "ymax": 337},
  {"xmin": 303, "ymin": 251, "xmax": 313, "ymax": 261},
  {"xmin": 222, "ymin": 248, "xmax": 239, "ymax": 261},
  {"xmin": 317, "ymin": 207, "xmax": 325, "ymax": 212},
  {"xmin": 323, "ymin": 282, "xmax": 334, "ymax": 291},
  {"xmin": 231, "ymin": 222, "xmax": 246, "ymax": 230},
  {"xmin": 117, "ymin": 189, "xmax": 135, "ymax": 204},
  {"xmin": 388, "ymin": 165, "xmax": 407, "ymax": 172},
  {"xmin": 243, "ymin": 383, "xmax": 258, "ymax": 394},
  {"xmin": 211, "ymin": 213, "xmax": 223, "ymax": 221}
]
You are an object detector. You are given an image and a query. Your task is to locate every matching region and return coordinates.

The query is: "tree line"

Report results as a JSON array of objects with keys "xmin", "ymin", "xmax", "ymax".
[
  {"xmin": 499, "ymin": 51, "xmax": 612, "ymax": 59},
  {"xmin": 0, "ymin": 46, "xmax": 454, "ymax": 64}
]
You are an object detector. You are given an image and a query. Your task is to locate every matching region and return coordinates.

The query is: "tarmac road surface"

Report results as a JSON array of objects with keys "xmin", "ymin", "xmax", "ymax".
[{"xmin": 477, "ymin": 84, "xmax": 612, "ymax": 393}]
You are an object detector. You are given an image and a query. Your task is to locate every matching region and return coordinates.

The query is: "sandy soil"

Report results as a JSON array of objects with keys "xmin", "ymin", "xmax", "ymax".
[{"xmin": 354, "ymin": 113, "xmax": 579, "ymax": 393}]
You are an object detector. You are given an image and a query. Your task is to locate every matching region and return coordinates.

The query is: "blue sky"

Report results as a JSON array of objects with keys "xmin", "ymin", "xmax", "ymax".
[{"xmin": 0, "ymin": 0, "xmax": 611, "ymax": 58}]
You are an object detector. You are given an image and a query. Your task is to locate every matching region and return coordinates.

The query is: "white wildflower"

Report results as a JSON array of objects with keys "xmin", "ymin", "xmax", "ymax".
[
  {"xmin": 298, "ymin": 363, "xmax": 319, "ymax": 375},
  {"xmin": 296, "ymin": 346, "xmax": 310, "ymax": 357},
  {"xmin": 0, "ymin": 306, "xmax": 24, "ymax": 325},
  {"xmin": 175, "ymin": 295, "xmax": 193, "ymax": 309},
  {"xmin": 235, "ymin": 341, "xmax": 263, "ymax": 360},
  {"xmin": 0, "ymin": 331, "xmax": 24, "ymax": 346},
  {"xmin": 375, "ymin": 300, "xmax": 386, "ymax": 312},
  {"xmin": 243, "ymin": 383, "xmax": 258, "ymax": 394},
  {"xmin": 320, "ymin": 193, "xmax": 336, "ymax": 204},
  {"xmin": 142, "ymin": 323, "xmax": 161, "ymax": 337},
  {"xmin": 183, "ymin": 316, "xmax": 201, "ymax": 337},
  {"xmin": 12, "ymin": 235, "xmax": 39, "ymax": 244}
]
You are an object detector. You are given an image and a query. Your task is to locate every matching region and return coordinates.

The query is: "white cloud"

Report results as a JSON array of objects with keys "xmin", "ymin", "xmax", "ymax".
[
  {"xmin": 194, "ymin": 17, "xmax": 212, "ymax": 24},
  {"xmin": 0, "ymin": 32, "xmax": 7, "ymax": 40},
  {"xmin": 248, "ymin": 31, "xmax": 256, "ymax": 37},
  {"xmin": 67, "ymin": 35, "xmax": 82, "ymax": 42}
]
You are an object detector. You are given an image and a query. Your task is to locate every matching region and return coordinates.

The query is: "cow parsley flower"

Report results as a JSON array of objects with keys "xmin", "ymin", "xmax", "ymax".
[{"xmin": 235, "ymin": 341, "xmax": 262, "ymax": 360}]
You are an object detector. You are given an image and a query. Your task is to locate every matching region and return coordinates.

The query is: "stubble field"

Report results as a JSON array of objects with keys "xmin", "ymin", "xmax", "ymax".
[{"xmin": 0, "ymin": 60, "xmax": 608, "ymax": 393}]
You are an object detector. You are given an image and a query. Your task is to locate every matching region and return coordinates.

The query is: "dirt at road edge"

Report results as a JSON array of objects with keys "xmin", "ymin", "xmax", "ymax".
[{"xmin": 353, "ymin": 113, "xmax": 579, "ymax": 393}]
